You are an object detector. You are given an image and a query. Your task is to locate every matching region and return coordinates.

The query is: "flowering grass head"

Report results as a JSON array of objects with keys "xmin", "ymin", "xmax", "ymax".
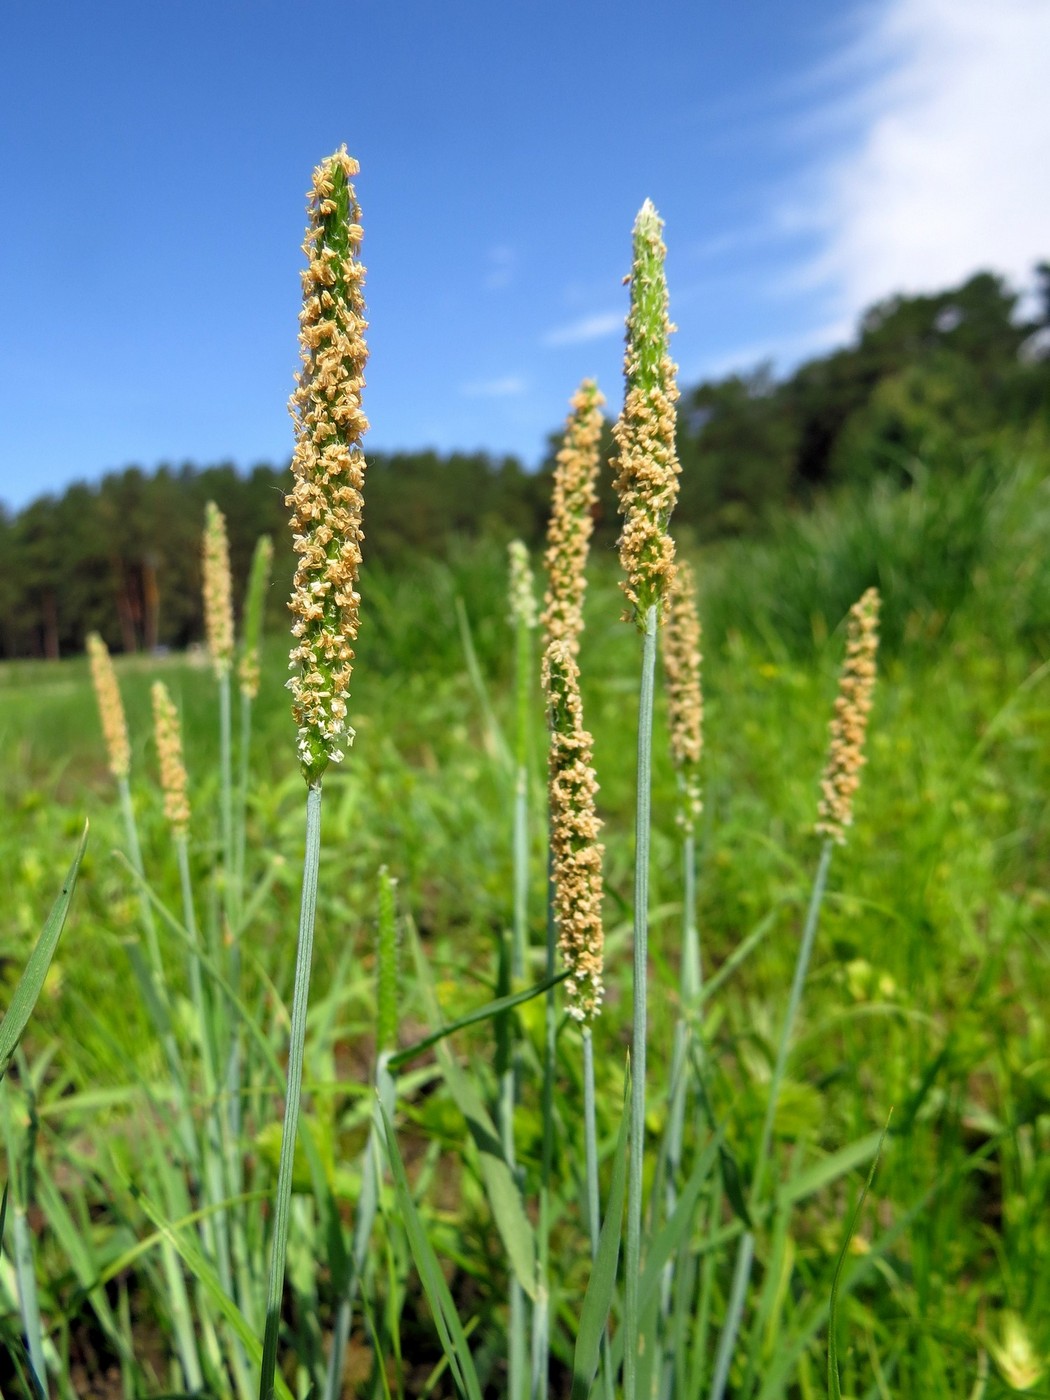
[
  {"xmin": 507, "ymin": 540, "xmax": 538, "ymax": 631},
  {"xmin": 238, "ymin": 534, "xmax": 274, "ymax": 701},
  {"xmin": 611, "ymin": 200, "xmax": 681, "ymax": 628},
  {"xmin": 86, "ymin": 632, "xmax": 130, "ymax": 781},
  {"xmin": 543, "ymin": 639, "xmax": 605, "ymax": 1022},
  {"xmin": 202, "ymin": 502, "xmax": 235, "ymax": 679},
  {"xmin": 151, "ymin": 681, "xmax": 190, "ymax": 838},
  {"xmin": 816, "ymin": 587, "xmax": 881, "ymax": 844},
  {"xmin": 286, "ymin": 147, "xmax": 369, "ymax": 786},
  {"xmin": 664, "ymin": 559, "xmax": 703, "ymax": 832},
  {"xmin": 541, "ymin": 379, "xmax": 605, "ymax": 655}
]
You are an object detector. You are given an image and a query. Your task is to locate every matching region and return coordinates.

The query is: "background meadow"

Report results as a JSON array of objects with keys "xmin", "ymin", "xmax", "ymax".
[{"xmin": 1, "ymin": 418, "xmax": 1048, "ymax": 1394}]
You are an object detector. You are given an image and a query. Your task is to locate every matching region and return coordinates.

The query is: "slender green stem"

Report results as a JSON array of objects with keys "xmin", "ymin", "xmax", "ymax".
[
  {"xmin": 176, "ymin": 836, "xmax": 230, "ymax": 1281},
  {"xmin": 219, "ymin": 672, "xmax": 234, "ymax": 931},
  {"xmin": 624, "ymin": 604, "xmax": 658, "ymax": 1400},
  {"xmin": 236, "ymin": 688, "xmax": 253, "ymax": 921},
  {"xmin": 506, "ymin": 607, "xmax": 531, "ymax": 1400},
  {"xmin": 531, "ymin": 853, "xmax": 557, "ymax": 1400},
  {"xmin": 324, "ymin": 1057, "xmax": 394, "ymax": 1399},
  {"xmin": 708, "ymin": 837, "xmax": 835, "ymax": 1400},
  {"xmin": 259, "ymin": 782, "xmax": 323, "ymax": 1400},
  {"xmin": 659, "ymin": 825, "xmax": 700, "ymax": 1388},
  {"xmin": 708, "ymin": 1230, "xmax": 755, "ymax": 1400},
  {"xmin": 582, "ymin": 1028, "xmax": 600, "ymax": 1256},
  {"xmin": 752, "ymin": 837, "xmax": 834, "ymax": 1205},
  {"xmin": 117, "ymin": 778, "xmax": 198, "ymax": 1169},
  {"xmin": 178, "ymin": 834, "xmax": 253, "ymax": 1397},
  {"xmin": 117, "ymin": 776, "xmax": 161, "ymax": 977},
  {"xmin": 583, "ymin": 1027, "xmax": 616, "ymax": 1400},
  {"xmin": 682, "ymin": 827, "xmax": 700, "ymax": 1004}
]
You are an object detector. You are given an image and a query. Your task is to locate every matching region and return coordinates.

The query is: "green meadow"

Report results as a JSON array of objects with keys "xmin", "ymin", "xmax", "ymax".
[{"xmin": 1, "ymin": 434, "xmax": 1048, "ymax": 1396}]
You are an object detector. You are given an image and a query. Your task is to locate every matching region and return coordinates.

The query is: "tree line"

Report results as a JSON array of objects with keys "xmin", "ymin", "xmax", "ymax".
[{"xmin": 1, "ymin": 266, "xmax": 1047, "ymax": 660}]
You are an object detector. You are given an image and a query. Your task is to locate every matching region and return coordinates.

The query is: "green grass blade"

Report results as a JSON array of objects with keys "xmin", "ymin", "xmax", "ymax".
[
  {"xmin": 828, "ymin": 1117, "xmax": 890, "ymax": 1400},
  {"xmin": 638, "ymin": 1134, "xmax": 721, "ymax": 1318},
  {"xmin": 119, "ymin": 1170, "xmax": 294, "ymax": 1400},
  {"xmin": 380, "ymin": 1104, "xmax": 484, "ymax": 1400},
  {"xmin": 407, "ymin": 927, "xmax": 537, "ymax": 1300},
  {"xmin": 571, "ymin": 1066, "xmax": 631, "ymax": 1400},
  {"xmin": 781, "ymin": 1132, "xmax": 884, "ymax": 1208},
  {"xmin": 386, "ymin": 971, "xmax": 568, "ymax": 1071},
  {"xmin": 0, "ymin": 822, "xmax": 88, "ymax": 1079}
]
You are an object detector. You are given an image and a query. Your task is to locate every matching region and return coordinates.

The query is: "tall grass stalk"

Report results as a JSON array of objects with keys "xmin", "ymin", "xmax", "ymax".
[
  {"xmin": 203, "ymin": 501, "xmax": 236, "ymax": 926},
  {"xmin": 610, "ymin": 197, "xmax": 681, "ymax": 1399},
  {"xmin": 262, "ymin": 145, "xmax": 369, "ymax": 1399},
  {"xmin": 658, "ymin": 557, "xmax": 704, "ymax": 1398},
  {"xmin": 532, "ymin": 864, "xmax": 555, "ymax": 1400},
  {"xmin": 260, "ymin": 781, "xmax": 323, "ymax": 1397},
  {"xmin": 505, "ymin": 541, "xmax": 536, "ymax": 1400},
  {"xmin": 624, "ymin": 604, "xmax": 658, "ymax": 1399},
  {"xmin": 709, "ymin": 588, "xmax": 881, "ymax": 1400}
]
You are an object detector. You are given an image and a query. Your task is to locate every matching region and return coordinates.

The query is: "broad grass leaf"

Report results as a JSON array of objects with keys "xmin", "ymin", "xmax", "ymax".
[{"xmin": 0, "ymin": 822, "xmax": 88, "ymax": 1080}]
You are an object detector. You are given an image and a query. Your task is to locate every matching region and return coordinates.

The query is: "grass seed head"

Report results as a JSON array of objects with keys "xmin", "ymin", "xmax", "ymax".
[
  {"xmin": 151, "ymin": 681, "xmax": 190, "ymax": 837},
  {"xmin": 541, "ymin": 379, "xmax": 605, "ymax": 656},
  {"xmin": 543, "ymin": 639, "xmax": 605, "ymax": 1022},
  {"xmin": 286, "ymin": 147, "xmax": 369, "ymax": 786},
  {"xmin": 664, "ymin": 558, "xmax": 703, "ymax": 832},
  {"xmin": 238, "ymin": 534, "xmax": 274, "ymax": 700},
  {"xmin": 86, "ymin": 632, "xmax": 130, "ymax": 780},
  {"xmin": 611, "ymin": 200, "xmax": 681, "ymax": 628},
  {"xmin": 816, "ymin": 587, "xmax": 881, "ymax": 844},
  {"xmin": 202, "ymin": 501, "xmax": 235, "ymax": 679},
  {"xmin": 507, "ymin": 540, "xmax": 538, "ymax": 631}
]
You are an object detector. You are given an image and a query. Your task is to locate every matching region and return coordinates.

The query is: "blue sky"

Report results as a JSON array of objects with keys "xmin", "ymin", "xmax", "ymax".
[{"xmin": 1, "ymin": 0, "xmax": 1047, "ymax": 511}]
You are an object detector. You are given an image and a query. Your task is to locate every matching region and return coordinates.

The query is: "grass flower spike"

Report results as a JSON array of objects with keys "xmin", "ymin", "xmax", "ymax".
[
  {"xmin": 261, "ymin": 147, "xmax": 368, "ymax": 1400},
  {"xmin": 238, "ymin": 535, "xmax": 274, "ymax": 701},
  {"xmin": 287, "ymin": 147, "xmax": 369, "ymax": 786},
  {"xmin": 202, "ymin": 502, "xmax": 235, "ymax": 678},
  {"xmin": 816, "ymin": 587, "xmax": 881, "ymax": 844},
  {"xmin": 543, "ymin": 639, "xmax": 605, "ymax": 1022},
  {"xmin": 152, "ymin": 682, "xmax": 190, "ymax": 838},
  {"xmin": 87, "ymin": 632, "xmax": 130, "ymax": 780},
  {"xmin": 664, "ymin": 559, "xmax": 703, "ymax": 833},
  {"xmin": 611, "ymin": 200, "xmax": 681, "ymax": 628},
  {"xmin": 507, "ymin": 539, "xmax": 538, "ymax": 631},
  {"xmin": 541, "ymin": 379, "xmax": 605, "ymax": 655}
]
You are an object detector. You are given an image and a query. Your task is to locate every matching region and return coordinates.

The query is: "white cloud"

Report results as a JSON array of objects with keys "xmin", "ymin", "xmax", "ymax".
[
  {"xmin": 801, "ymin": 0, "xmax": 1050, "ymax": 320},
  {"xmin": 543, "ymin": 311, "xmax": 624, "ymax": 347},
  {"xmin": 461, "ymin": 375, "xmax": 527, "ymax": 398}
]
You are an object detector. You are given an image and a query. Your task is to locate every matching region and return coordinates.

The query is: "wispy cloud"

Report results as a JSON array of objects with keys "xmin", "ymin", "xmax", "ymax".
[
  {"xmin": 542, "ymin": 311, "xmax": 624, "ymax": 347},
  {"xmin": 685, "ymin": 317, "xmax": 853, "ymax": 383},
  {"xmin": 796, "ymin": 0, "xmax": 1050, "ymax": 318},
  {"xmin": 484, "ymin": 244, "xmax": 517, "ymax": 291},
  {"xmin": 461, "ymin": 375, "xmax": 527, "ymax": 398}
]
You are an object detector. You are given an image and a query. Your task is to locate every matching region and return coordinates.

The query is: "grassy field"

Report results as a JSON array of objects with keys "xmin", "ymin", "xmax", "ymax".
[{"xmin": 1, "ymin": 439, "xmax": 1049, "ymax": 1397}]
